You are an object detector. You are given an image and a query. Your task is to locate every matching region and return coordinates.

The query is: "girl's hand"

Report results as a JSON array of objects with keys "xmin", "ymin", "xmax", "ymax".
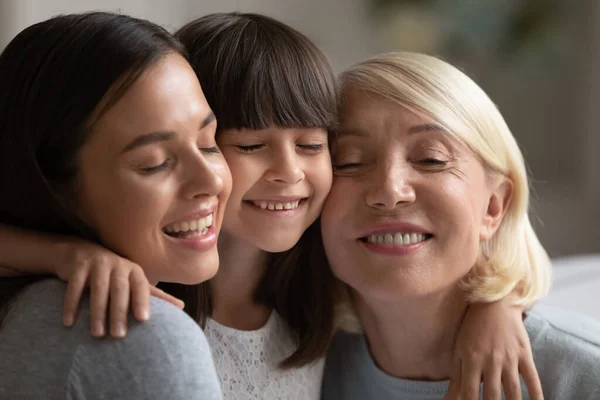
[
  {"xmin": 445, "ymin": 300, "xmax": 543, "ymax": 400},
  {"xmin": 58, "ymin": 240, "xmax": 184, "ymax": 338}
]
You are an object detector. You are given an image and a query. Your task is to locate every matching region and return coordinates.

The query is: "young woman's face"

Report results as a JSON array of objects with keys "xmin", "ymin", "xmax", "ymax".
[
  {"xmin": 75, "ymin": 53, "xmax": 232, "ymax": 285},
  {"xmin": 321, "ymin": 87, "xmax": 508, "ymax": 302},
  {"xmin": 217, "ymin": 127, "xmax": 332, "ymax": 252}
]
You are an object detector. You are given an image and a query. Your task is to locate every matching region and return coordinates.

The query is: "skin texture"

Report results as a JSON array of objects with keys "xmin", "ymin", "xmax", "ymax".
[
  {"xmin": 76, "ymin": 54, "xmax": 231, "ymax": 286},
  {"xmin": 322, "ymin": 88, "xmax": 509, "ymax": 302},
  {"xmin": 217, "ymin": 127, "xmax": 332, "ymax": 253}
]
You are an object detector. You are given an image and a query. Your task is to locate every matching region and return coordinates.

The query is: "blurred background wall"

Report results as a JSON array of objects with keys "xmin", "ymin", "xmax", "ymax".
[{"xmin": 1, "ymin": 0, "xmax": 598, "ymax": 258}]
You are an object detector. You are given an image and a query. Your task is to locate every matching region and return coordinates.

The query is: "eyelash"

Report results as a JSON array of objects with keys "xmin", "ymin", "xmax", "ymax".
[
  {"xmin": 236, "ymin": 144, "xmax": 264, "ymax": 153},
  {"xmin": 333, "ymin": 163, "xmax": 362, "ymax": 170},
  {"xmin": 141, "ymin": 159, "xmax": 171, "ymax": 174},
  {"xmin": 299, "ymin": 144, "xmax": 324, "ymax": 152},
  {"xmin": 235, "ymin": 144, "xmax": 324, "ymax": 153},
  {"xmin": 140, "ymin": 146, "xmax": 221, "ymax": 174},
  {"xmin": 202, "ymin": 146, "xmax": 221, "ymax": 154},
  {"xmin": 420, "ymin": 158, "xmax": 448, "ymax": 166}
]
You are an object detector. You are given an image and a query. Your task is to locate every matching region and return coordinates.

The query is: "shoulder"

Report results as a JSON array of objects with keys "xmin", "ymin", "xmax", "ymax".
[
  {"xmin": 68, "ymin": 296, "xmax": 222, "ymax": 399},
  {"xmin": 6, "ymin": 278, "xmax": 67, "ymax": 317},
  {"xmin": 526, "ymin": 306, "xmax": 600, "ymax": 397},
  {"xmin": 7, "ymin": 279, "xmax": 221, "ymax": 399},
  {"xmin": 527, "ymin": 305, "xmax": 600, "ymax": 353}
]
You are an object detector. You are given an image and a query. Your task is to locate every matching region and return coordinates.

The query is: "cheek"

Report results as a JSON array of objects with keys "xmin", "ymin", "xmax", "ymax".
[
  {"xmin": 321, "ymin": 179, "xmax": 352, "ymax": 234},
  {"xmin": 307, "ymin": 157, "xmax": 333, "ymax": 200},
  {"xmin": 78, "ymin": 170, "xmax": 170, "ymax": 249},
  {"xmin": 430, "ymin": 179, "xmax": 485, "ymax": 262}
]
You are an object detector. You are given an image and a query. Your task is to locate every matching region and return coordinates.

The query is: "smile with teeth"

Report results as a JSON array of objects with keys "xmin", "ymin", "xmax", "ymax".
[
  {"xmin": 363, "ymin": 232, "xmax": 431, "ymax": 245},
  {"xmin": 250, "ymin": 199, "xmax": 302, "ymax": 211},
  {"xmin": 163, "ymin": 214, "xmax": 214, "ymax": 238}
]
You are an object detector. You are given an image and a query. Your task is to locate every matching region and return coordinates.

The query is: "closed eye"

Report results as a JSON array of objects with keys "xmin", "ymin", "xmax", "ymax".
[
  {"xmin": 333, "ymin": 163, "xmax": 362, "ymax": 170},
  {"xmin": 420, "ymin": 158, "xmax": 447, "ymax": 165},
  {"xmin": 140, "ymin": 159, "xmax": 172, "ymax": 174},
  {"xmin": 298, "ymin": 144, "xmax": 324, "ymax": 152},
  {"xmin": 236, "ymin": 144, "xmax": 264, "ymax": 153},
  {"xmin": 201, "ymin": 146, "xmax": 221, "ymax": 154}
]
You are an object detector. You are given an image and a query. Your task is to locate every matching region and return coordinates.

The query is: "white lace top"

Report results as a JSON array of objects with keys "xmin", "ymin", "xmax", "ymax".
[{"xmin": 204, "ymin": 311, "xmax": 325, "ymax": 400}]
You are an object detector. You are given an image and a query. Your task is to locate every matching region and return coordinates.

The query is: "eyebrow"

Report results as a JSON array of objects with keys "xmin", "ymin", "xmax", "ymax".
[
  {"xmin": 122, "ymin": 112, "xmax": 216, "ymax": 153},
  {"xmin": 408, "ymin": 123, "xmax": 447, "ymax": 134}
]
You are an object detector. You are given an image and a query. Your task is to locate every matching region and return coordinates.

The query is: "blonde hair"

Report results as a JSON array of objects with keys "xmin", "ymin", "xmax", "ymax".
[{"xmin": 337, "ymin": 52, "xmax": 551, "ymax": 316}]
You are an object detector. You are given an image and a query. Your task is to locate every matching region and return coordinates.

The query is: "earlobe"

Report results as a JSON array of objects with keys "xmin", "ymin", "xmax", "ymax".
[{"xmin": 480, "ymin": 177, "xmax": 513, "ymax": 241}]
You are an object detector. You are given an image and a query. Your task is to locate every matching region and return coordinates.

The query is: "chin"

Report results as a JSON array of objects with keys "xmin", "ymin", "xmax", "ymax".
[
  {"xmin": 256, "ymin": 238, "xmax": 300, "ymax": 253},
  {"xmin": 170, "ymin": 252, "xmax": 220, "ymax": 285}
]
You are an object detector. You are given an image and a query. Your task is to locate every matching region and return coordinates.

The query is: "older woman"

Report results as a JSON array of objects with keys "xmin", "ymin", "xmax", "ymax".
[
  {"xmin": 321, "ymin": 52, "xmax": 600, "ymax": 399},
  {"xmin": 0, "ymin": 12, "xmax": 230, "ymax": 399}
]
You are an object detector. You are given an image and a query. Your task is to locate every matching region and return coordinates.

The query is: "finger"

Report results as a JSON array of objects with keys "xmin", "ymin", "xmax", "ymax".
[
  {"xmin": 62, "ymin": 268, "xmax": 89, "ymax": 327},
  {"xmin": 444, "ymin": 357, "xmax": 462, "ymax": 400},
  {"xmin": 89, "ymin": 265, "xmax": 111, "ymax": 337},
  {"xmin": 519, "ymin": 354, "xmax": 543, "ymax": 400},
  {"xmin": 109, "ymin": 270, "xmax": 130, "ymax": 338},
  {"xmin": 129, "ymin": 268, "xmax": 150, "ymax": 322},
  {"xmin": 150, "ymin": 286, "xmax": 185, "ymax": 309},
  {"xmin": 502, "ymin": 365, "xmax": 523, "ymax": 400},
  {"xmin": 482, "ymin": 363, "xmax": 502, "ymax": 400},
  {"xmin": 460, "ymin": 357, "xmax": 483, "ymax": 400}
]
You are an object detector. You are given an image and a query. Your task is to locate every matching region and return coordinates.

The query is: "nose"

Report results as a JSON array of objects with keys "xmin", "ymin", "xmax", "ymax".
[
  {"xmin": 365, "ymin": 161, "xmax": 416, "ymax": 210},
  {"xmin": 263, "ymin": 145, "xmax": 304, "ymax": 185},
  {"xmin": 182, "ymin": 152, "xmax": 226, "ymax": 200}
]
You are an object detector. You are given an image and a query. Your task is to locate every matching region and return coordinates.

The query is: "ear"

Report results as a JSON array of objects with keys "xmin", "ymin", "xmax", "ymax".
[{"xmin": 480, "ymin": 176, "xmax": 513, "ymax": 241}]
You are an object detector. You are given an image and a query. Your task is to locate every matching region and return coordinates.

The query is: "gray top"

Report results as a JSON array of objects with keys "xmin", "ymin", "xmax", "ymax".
[
  {"xmin": 0, "ymin": 279, "xmax": 222, "ymax": 399},
  {"xmin": 322, "ymin": 306, "xmax": 600, "ymax": 400}
]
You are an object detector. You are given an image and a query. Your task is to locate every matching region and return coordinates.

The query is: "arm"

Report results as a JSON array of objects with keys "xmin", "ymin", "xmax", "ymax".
[
  {"xmin": 445, "ymin": 295, "xmax": 542, "ymax": 400},
  {"xmin": 0, "ymin": 223, "xmax": 183, "ymax": 337},
  {"xmin": 0, "ymin": 223, "xmax": 65, "ymax": 276},
  {"xmin": 66, "ymin": 299, "xmax": 222, "ymax": 400}
]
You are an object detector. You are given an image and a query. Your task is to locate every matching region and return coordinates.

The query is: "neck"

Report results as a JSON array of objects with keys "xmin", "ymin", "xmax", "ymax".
[
  {"xmin": 353, "ymin": 285, "xmax": 468, "ymax": 381},
  {"xmin": 210, "ymin": 230, "xmax": 271, "ymax": 330}
]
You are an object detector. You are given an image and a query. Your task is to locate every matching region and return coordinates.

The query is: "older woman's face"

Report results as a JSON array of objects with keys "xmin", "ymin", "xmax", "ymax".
[
  {"xmin": 321, "ymin": 87, "xmax": 506, "ymax": 301},
  {"xmin": 75, "ymin": 53, "xmax": 232, "ymax": 285}
]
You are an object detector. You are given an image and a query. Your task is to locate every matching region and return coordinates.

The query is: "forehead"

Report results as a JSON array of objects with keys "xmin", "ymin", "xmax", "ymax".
[
  {"xmin": 91, "ymin": 54, "xmax": 209, "ymax": 146},
  {"xmin": 339, "ymin": 87, "xmax": 426, "ymax": 131},
  {"xmin": 337, "ymin": 88, "xmax": 439, "ymax": 143}
]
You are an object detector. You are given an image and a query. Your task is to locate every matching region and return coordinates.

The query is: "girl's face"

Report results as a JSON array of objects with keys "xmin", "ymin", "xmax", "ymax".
[
  {"xmin": 75, "ymin": 54, "xmax": 232, "ymax": 285},
  {"xmin": 217, "ymin": 127, "xmax": 332, "ymax": 252}
]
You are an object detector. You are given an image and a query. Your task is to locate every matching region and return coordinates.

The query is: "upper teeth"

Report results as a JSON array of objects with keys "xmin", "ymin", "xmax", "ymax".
[
  {"xmin": 252, "ymin": 200, "xmax": 301, "ymax": 210},
  {"xmin": 366, "ymin": 233, "xmax": 427, "ymax": 245},
  {"xmin": 164, "ymin": 214, "xmax": 213, "ymax": 233}
]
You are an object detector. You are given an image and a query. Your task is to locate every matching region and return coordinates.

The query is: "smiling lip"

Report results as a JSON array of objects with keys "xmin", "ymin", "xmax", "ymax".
[
  {"xmin": 245, "ymin": 196, "xmax": 307, "ymax": 202},
  {"xmin": 164, "ymin": 204, "xmax": 218, "ymax": 228},
  {"xmin": 360, "ymin": 238, "xmax": 430, "ymax": 256},
  {"xmin": 357, "ymin": 222, "xmax": 432, "ymax": 256},
  {"xmin": 164, "ymin": 223, "xmax": 218, "ymax": 251},
  {"xmin": 243, "ymin": 196, "xmax": 307, "ymax": 217},
  {"xmin": 357, "ymin": 222, "xmax": 431, "ymax": 238}
]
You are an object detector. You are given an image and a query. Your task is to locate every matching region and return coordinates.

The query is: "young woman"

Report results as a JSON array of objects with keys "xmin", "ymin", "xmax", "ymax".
[
  {"xmin": 0, "ymin": 13, "xmax": 544, "ymax": 399},
  {"xmin": 0, "ymin": 12, "xmax": 230, "ymax": 399},
  {"xmin": 320, "ymin": 52, "xmax": 599, "ymax": 399}
]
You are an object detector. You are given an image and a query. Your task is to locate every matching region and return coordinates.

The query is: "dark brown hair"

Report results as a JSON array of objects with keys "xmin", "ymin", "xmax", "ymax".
[
  {"xmin": 158, "ymin": 12, "xmax": 338, "ymax": 367},
  {"xmin": 0, "ymin": 12, "xmax": 186, "ymax": 319}
]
